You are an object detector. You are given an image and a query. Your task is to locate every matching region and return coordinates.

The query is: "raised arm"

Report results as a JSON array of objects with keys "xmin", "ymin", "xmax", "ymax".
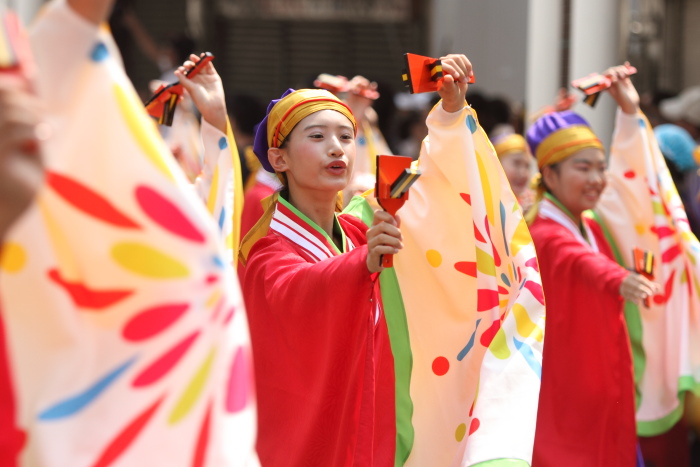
[
  {"xmin": 0, "ymin": 77, "xmax": 45, "ymax": 242},
  {"xmin": 437, "ymin": 54, "xmax": 473, "ymax": 113},
  {"xmin": 176, "ymin": 53, "xmax": 228, "ymax": 134},
  {"xmin": 605, "ymin": 62, "xmax": 640, "ymax": 115},
  {"xmin": 174, "ymin": 54, "xmax": 233, "ymax": 203}
]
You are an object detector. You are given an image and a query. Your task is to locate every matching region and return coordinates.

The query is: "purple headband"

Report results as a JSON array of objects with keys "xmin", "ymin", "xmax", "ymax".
[
  {"xmin": 252, "ymin": 88, "xmax": 296, "ymax": 173},
  {"xmin": 525, "ymin": 111, "xmax": 592, "ymax": 156}
]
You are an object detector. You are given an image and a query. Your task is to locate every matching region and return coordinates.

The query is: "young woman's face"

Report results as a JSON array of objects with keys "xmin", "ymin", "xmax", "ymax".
[
  {"xmin": 499, "ymin": 151, "xmax": 532, "ymax": 197},
  {"xmin": 543, "ymin": 147, "xmax": 607, "ymax": 217},
  {"xmin": 276, "ymin": 109, "xmax": 356, "ymax": 196}
]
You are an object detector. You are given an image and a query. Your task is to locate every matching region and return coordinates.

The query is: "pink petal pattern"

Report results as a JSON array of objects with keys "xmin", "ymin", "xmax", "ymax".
[
  {"xmin": 135, "ymin": 186, "xmax": 205, "ymax": 243},
  {"xmin": 122, "ymin": 303, "xmax": 189, "ymax": 342},
  {"xmin": 132, "ymin": 331, "xmax": 200, "ymax": 387},
  {"xmin": 226, "ymin": 347, "xmax": 251, "ymax": 413},
  {"xmin": 48, "ymin": 269, "xmax": 133, "ymax": 310},
  {"xmin": 47, "ymin": 172, "xmax": 140, "ymax": 228},
  {"xmin": 91, "ymin": 396, "xmax": 164, "ymax": 467}
]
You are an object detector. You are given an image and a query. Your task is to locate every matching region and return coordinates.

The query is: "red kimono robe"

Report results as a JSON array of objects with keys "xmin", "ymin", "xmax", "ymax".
[
  {"xmin": 0, "ymin": 310, "xmax": 22, "ymax": 467},
  {"xmin": 243, "ymin": 197, "xmax": 396, "ymax": 467},
  {"xmin": 529, "ymin": 198, "xmax": 637, "ymax": 467}
]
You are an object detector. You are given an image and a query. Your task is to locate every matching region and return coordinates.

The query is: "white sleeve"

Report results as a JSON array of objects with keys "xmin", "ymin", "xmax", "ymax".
[
  {"xmin": 30, "ymin": 0, "xmax": 104, "ymax": 110},
  {"xmin": 396, "ymin": 101, "xmax": 544, "ymax": 466},
  {"xmin": 193, "ymin": 118, "xmax": 232, "ymax": 203}
]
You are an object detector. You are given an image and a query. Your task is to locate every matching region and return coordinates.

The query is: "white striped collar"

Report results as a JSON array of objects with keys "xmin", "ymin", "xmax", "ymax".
[
  {"xmin": 269, "ymin": 197, "xmax": 355, "ymax": 262},
  {"xmin": 270, "ymin": 198, "xmax": 377, "ymax": 324},
  {"xmin": 539, "ymin": 198, "xmax": 599, "ymax": 253}
]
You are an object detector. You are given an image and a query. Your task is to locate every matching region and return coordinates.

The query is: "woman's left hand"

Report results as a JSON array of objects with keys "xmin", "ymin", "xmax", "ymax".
[
  {"xmin": 437, "ymin": 54, "xmax": 473, "ymax": 113},
  {"xmin": 0, "ymin": 77, "xmax": 46, "ymax": 240},
  {"xmin": 175, "ymin": 53, "xmax": 228, "ymax": 133},
  {"xmin": 605, "ymin": 62, "xmax": 640, "ymax": 115}
]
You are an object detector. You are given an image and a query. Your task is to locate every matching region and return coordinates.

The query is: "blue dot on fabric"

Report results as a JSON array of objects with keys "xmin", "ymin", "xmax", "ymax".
[
  {"xmin": 639, "ymin": 118, "xmax": 646, "ymax": 128},
  {"xmin": 38, "ymin": 357, "xmax": 136, "ymax": 420},
  {"xmin": 213, "ymin": 255, "xmax": 224, "ymax": 268},
  {"xmin": 90, "ymin": 42, "xmax": 109, "ymax": 62},
  {"xmin": 218, "ymin": 137, "xmax": 228, "ymax": 150},
  {"xmin": 466, "ymin": 115, "xmax": 477, "ymax": 133},
  {"xmin": 457, "ymin": 319, "xmax": 481, "ymax": 361},
  {"xmin": 500, "ymin": 273, "xmax": 511, "ymax": 287},
  {"xmin": 218, "ymin": 208, "xmax": 226, "ymax": 229},
  {"xmin": 513, "ymin": 337, "xmax": 542, "ymax": 379},
  {"xmin": 358, "ymin": 136, "xmax": 366, "ymax": 145}
]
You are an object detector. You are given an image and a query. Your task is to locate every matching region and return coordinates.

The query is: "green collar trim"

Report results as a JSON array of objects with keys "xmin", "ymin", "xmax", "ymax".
[
  {"xmin": 544, "ymin": 192, "xmax": 576, "ymax": 221},
  {"xmin": 544, "ymin": 192, "xmax": 588, "ymax": 241},
  {"xmin": 278, "ymin": 196, "xmax": 346, "ymax": 254}
]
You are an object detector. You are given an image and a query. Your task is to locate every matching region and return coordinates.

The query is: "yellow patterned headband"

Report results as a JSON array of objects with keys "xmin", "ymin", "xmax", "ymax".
[
  {"xmin": 535, "ymin": 125, "xmax": 604, "ymax": 168},
  {"xmin": 493, "ymin": 134, "xmax": 529, "ymax": 159},
  {"xmin": 266, "ymin": 89, "xmax": 356, "ymax": 149}
]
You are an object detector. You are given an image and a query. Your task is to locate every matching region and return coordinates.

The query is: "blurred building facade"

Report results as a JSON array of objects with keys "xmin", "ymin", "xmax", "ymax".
[{"xmin": 16, "ymin": 0, "xmax": 700, "ymax": 142}]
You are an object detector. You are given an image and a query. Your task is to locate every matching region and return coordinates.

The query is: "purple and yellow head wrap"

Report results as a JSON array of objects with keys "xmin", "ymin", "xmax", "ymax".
[
  {"xmin": 524, "ymin": 111, "xmax": 605, "ymax": 224},
  {"xmin": 252, "ymin": 88, "xmax": 357, "ymax": 173},
  {"xmin": 525, "ymin": 111, "xmax": 603, "ymax": 169},
  {"xmin": 493, "ymin": 134, "xmax": 530, "ymax": 159},
  {"xmin": 241, "ymin": 89, "xmax": 356, "ymax": 265}
]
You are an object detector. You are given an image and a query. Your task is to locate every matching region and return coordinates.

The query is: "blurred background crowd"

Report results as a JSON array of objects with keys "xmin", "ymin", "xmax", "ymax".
[{"xmin": 11, "ymin": 0, "xmax": 700, "ymax": 158}]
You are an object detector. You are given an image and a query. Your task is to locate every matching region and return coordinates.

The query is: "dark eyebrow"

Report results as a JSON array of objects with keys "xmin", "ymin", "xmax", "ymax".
[{"xmin": 303, "ymin": 124, "xmax": 354, "ymax": 132}]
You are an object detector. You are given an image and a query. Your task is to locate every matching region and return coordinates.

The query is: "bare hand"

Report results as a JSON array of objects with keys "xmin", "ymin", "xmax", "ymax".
[
  {"xmin": 175, "ymin": 53, "xmax": 228, "ymax": 133},
  {"xmin": 605, "ymin": 62, "xmax": 640, "ymax": 115},
  {"xmin": 437, "ymin": 54, "xmax": 473, "ymax": 113},
  {"xmin": 0, "ymin": 77, "xmax": 46, "ymax": 239},
  {"xmin": 345, "ymin": 75, "xmax": 377, "ymax": 122},
  {"xmin": 620, "ymin": 272, "xmax": 660, "ymax": 307},
  {"xmin": 366, "ymin": 210, "xmax": 403, "ymax": 274}
]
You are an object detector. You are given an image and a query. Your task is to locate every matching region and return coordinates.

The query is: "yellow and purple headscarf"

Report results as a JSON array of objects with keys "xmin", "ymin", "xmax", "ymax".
[
  {"xmin": 525, "ymin": 111, "xmax": 603, "ymax": 169},
  {"xmin": 241, "ymin": 89, "xmax": 357, "ymax": 264},
  {"xmin": 252, "ymin": 88, "xmax": 356, "ymax": 172},
  {"xmin": 524, "ymin": 111, "xmax": 605, "ymax": 223},
  {"xmin": 493, "ymin": 133, "xmax": 530, "ymax": 159}
]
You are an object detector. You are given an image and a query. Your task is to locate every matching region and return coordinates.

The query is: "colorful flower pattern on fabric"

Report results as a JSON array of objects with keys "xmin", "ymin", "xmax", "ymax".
[
  {"xmin": 595, "ymin": 111, "xmax": 700, "ymax": 436},
  {"xmin": 394, "ymin": 104, "xmax": 545, "ymax": 466},
  {"xmin": 0, "ymin": 4, "xmax": 257, "ymax": 465}
]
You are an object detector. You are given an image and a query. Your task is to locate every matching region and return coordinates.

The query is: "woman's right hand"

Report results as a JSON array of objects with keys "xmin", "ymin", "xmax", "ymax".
[
  {"xmin": 620, "ymin": 272, "xmax": 661, "ymax": 307},
  {"xmin": 366, "ymin": 210, "xmax": 403, "ymax": 274},
  {"xmin": 0, "ymin": 77, "xmax": 46, "ymax": 239}
]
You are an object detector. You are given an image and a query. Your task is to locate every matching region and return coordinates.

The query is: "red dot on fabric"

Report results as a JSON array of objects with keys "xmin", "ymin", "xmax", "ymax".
[
  {"xmin": 225, "ymin": 347, "xmax": 251, "ymax": 413},
  {"xmin": 469, "ymin": 418, "xmax": 480, "ymax": 435},
  {"xmin": 480, "ymin": 320, "xmax": 501, "ymax": 347},
  {"xmin": 432, "ymin": 356, "xmax": 449, "ymax": 376},
  {"xmin": 460, "ymin": 193, "xmax": 471, "ymax": 205},
  {"xmin": 525, "ymin": 257, "xmax": 540, "ymax": 272},
  {"xmin": 135, "ymin": 185, "xmax": 205, "ymax": 243},
  {"xmin": 46, "ymin": 171, "xmax": 140, "ymax": 229},
  {"xmin": 623, "ymin": 170, "xmax": 636, "ymax": 179},
  {"xmin": 454, "ymin": 261, "xmax": 477, "ymax": 277}
]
